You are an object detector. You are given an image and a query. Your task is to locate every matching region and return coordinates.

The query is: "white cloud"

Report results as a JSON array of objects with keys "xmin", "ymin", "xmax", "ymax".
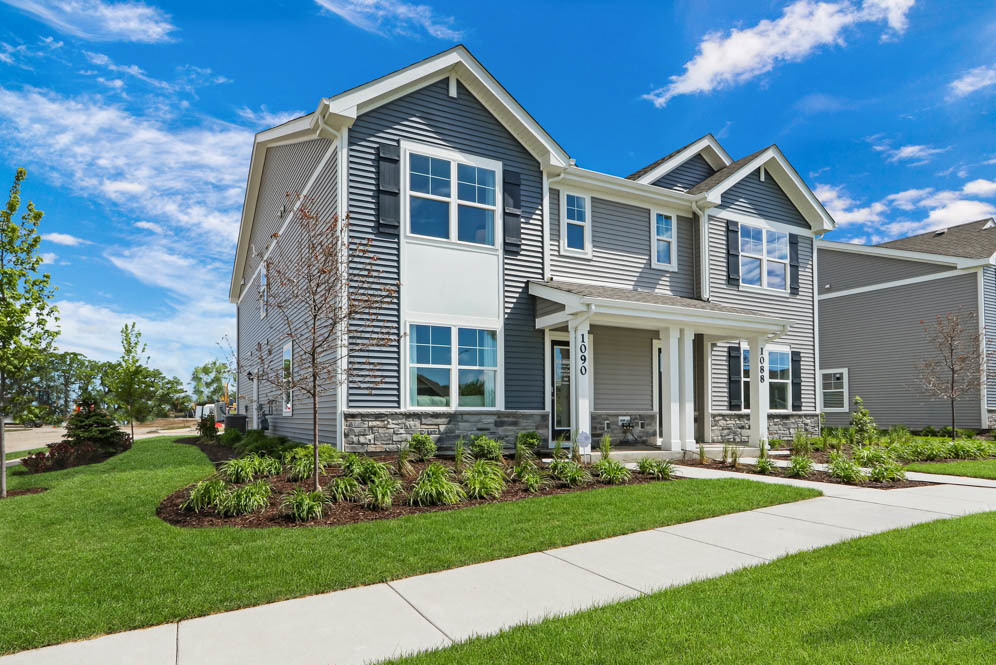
[
  {"xmin": 644, "ymin": 0, "xmax": 915, "ymax": 107},
  {"xmin": 963, "ymin": 179, "xmax": 996, "ymax": 198},
  {"xmin": 867, "ymin": 136, "xmax": 949, "ymax": 165},
  {"xmin": 948, "ymin": 63, "xmax": 996, "ymax": 99},
  {"xmin": 814, "ymin": 183, "xmax": 887, "ymax": 225},
  {"xmin": 2, "ymin": 0, "xmax": 177, "ymax": 43},
  {"xmin": 236, "ymin": 105, "xmax": 306, "ymax": 129},
  {"xmin": 314, "ymin": 0, "xmax": 462, "ymax": 40},
  {"xmin": 40, "ymin": 251, "xmax": 58, "ymax": 263},
  {"xmin": 83, "ymin": 50, "xmax": 170, "ymax": 89},
  {"xmin": 885, "ymin": 187, "xmax": 933, "ymax": 210},
  {"xmin": 134, "ymin": 220, "xmax": 162, "ymax": 233},
  {"xmin": 793, "ymin": 92, "xmax": 848, "ymax": 114},
  {"xmin": 45, "ymin": 231, "xmax": 90, "ymax": 245}
]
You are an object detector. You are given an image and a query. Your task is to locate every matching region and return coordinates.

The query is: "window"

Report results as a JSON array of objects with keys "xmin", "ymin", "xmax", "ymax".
[
  {"xmin": 821, "ymin": 369, "xmax": 848, "ymax": 412},
  {"xmin": 259, "ymin": 264, "xmax": 267, "ymax": 319},
  {"xmin": 282, "ymin": 342, "xmax": 292, "ymax": 416},
  {"xmin": 561, "ymin": 192, "xmax": 589, "ymax": 255},
  {"xmin": 407, "ymin": 150, "xmax": 498, "ymax": 247},
  {"xmin": 409, "ymin": 324, "xmax": 498, "ymax": 408},
  {"xmin": 741, "ymin": 344, "xmax": 791, "ymax": 411},
  {"xmin": 740, "ymin": 225, "xmax": 788, "ymax": 291},
  {"xmin": 651, "ymin": 211, "xmax": 676, "ymax": 269}
]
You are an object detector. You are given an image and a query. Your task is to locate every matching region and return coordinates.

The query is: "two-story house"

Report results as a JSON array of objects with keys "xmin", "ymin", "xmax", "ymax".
[
  {"xmin": 817, "ymin": 218, "xmax": 996, "ymax": 430},
  {"xmin": 229, "ymin": 46, "xmax": 836, "ymax": 453}
]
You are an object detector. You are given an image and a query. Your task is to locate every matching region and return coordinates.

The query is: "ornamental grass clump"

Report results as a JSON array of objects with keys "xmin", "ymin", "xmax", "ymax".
[
  {"xmin": 517, "ymin": 466, "xmax": 544, "ymax": 493},
  {"xmin": 181, "ymin": 478, "xmax": 227, "ymax": 513},
  {"xmin": 408, "ymin": 433, "xmax": 437, "ymax": 461},
  {"xmin": 395, "ymin": 444, "xmax": 415, "ymax": 480},
  {"xmin": 219, "ymin": 455, "xmax": 260, "ymax": 484},
  {"xmin": 453, "ymin": 438, "xmax": 472, "ymax": 473},
  {"xmin": 216, "ymin": 480, "xmax": 272, "ymax": 517},
  {"xmin": 594, "ymin": 458, "xmax": 631, "ymax": 485},
  {"xmin": 549, "ymin": 459, "xmax": 592, "ymax": 487},
  {"xmin": 363, "ymin": 476, "xmax": 404, "ymax": 511},
  {"xmin": 463, "ymin": 458, "xmax": 506, "ymax": 499},
  {"xmin": 286, "ymin": 455, "xmax": 326, "ymax": 483},
  {"xmin": 325, "ymin": 476, "xmax": 363, "ymax": 503},
  {"xmin": 410, "ymin": 462, "xmax": 466, "ymax": 506},
  {"xmin": 828, "ymin": 452, "xmax": 867, "ymax": 485},
  {"xmin": 786, "ymin": 455, "xmax": 814, "ymax": 478},
  {"xmin": 281, "ymin": 488, "xmax": 329, "ymax": 522},
  {"xmin": 791, "ymin": 431, "xmax": 811, "ymax": 456},
  {"xmin": 754, "ymin": 456, "xmax": 776, "ymax": 475},
  {"xmin": 638, "ymin": 457, "xmax": 674, "ymax": 480}
]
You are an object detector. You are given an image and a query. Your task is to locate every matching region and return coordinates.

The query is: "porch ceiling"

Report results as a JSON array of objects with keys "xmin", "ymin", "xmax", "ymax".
[{"xmin": 529, "ymin": 279, "xmax": 790, "ymax": 339}]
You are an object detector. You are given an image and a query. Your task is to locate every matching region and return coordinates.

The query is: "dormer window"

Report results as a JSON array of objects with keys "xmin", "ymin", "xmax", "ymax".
[{"xmin": 560, "ymin": 191, "xmax": 591, "ymax": 257}]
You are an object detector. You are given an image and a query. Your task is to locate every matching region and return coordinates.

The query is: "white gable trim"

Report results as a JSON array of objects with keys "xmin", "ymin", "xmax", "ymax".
[
  {"xmin": 699, "ymin": 146, "xmax": 836, "ymax": 234},
  {"xmin": 633, "ymin": 135, "xmax": 732, "ymax": 185},
  {"xmin": 816, "ymin": 239, "xmax": 995, "ymax": 269}
]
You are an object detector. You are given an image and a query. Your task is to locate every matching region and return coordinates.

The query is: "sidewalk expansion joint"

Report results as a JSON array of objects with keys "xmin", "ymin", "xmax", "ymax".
[
  {"xmin": 540, "ymin": 551, "xmax": 647, "ymax": 597},
  {"xmin": 658, "ymin": 528, "xmax": 772, "ymax": 562},
  {"xmin": 386, "ymin": 582, "xmax": 456, "ymax": 645}
]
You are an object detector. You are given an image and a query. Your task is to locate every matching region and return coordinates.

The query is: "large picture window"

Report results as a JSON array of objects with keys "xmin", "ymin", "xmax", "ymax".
[
  {"xmin": 282, "ymin": 341, "xmax": 292, "ymax": 416},
  {"xmin": 407, "ymin": 149, "xmax": 498, "ymax": 247},
  {"xmin": 741, "ymin": 224, "xmax": 788, "ymax": 291},
  {"xmin": 742, "ymin": 344, "xmax": 791, "ymax": 411},
  {"xmin": 821, "ymin": 369, "xmax": 848, "ymax": 412},
  {"xmin": 409, "ymin": 324, "xmax": 498, "ymax": 408}
]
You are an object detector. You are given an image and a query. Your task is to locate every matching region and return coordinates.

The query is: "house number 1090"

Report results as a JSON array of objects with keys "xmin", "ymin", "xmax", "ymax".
[{"xmin": 578, "ymin": 333, "xmax": 588, "ymax": 376}]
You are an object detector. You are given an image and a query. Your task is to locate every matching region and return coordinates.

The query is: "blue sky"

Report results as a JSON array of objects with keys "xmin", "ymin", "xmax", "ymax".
[{"xmin": 0, "ymin": 0, "xmax": 994, "ymax": 384}]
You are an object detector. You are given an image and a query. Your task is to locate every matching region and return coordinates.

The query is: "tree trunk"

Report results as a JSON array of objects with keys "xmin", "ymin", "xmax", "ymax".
[
  {"xmin": 950, "ymin": 368, "xmax": 956, "ymax": 441},
  {"xmin": 130, "ymin": 404, "xmax": 135, "ymax": 443},
  {"xmin": 1, "ymin": 370, "xmax": 6, "ymax": 499},
  {"xmin": 312, "ymin": 385, "xmax": 319, "ymax": 492}
]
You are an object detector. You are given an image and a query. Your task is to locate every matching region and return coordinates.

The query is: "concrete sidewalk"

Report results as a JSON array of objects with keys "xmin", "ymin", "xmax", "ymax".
[{"xmin": 3, "ymin": 470, "xmax": 995, "ymax": 665}]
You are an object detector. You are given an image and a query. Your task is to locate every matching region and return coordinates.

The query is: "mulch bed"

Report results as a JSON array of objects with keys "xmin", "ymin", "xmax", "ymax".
[
  {"xmin": 173, "ymin": 436, "xmax": 238, "ymax": 463},
  {"xmin": 1, "ymin": 487, "xmax": 48, "ymax": 499},
  {"xmin": 679, "ymin": 459, "xmax": 931, "ymax": 490},
  {"xmin": 158, "ymin": 454, "xmax": 676, "ymax": 529}
]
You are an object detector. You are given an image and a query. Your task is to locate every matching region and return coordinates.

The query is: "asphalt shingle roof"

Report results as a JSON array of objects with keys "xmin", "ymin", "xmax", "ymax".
[
  {"xmin": 684, "ymin": 147, "xmax": 770, "ymax": 195},
  {"xmin": 876, "ymin": 218, "xmax": 996, "ymax": 259},
  {"xmin": 625, "ymin": 135, "xmax": 713, "ymax": 181}
]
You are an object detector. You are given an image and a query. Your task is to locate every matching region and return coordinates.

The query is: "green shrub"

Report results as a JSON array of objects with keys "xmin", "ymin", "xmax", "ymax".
[
  {"xmin": 181, "ymin": 478, "xmax": 227, "ymax": 513},
  {"xmin": 469, "ymin": 435, "xmax": 502, "ymax": 461},
  {"xmin": 218, "ymin": 427, "xmax": 243, "ymax": 447},
  {"xmin": 463, "ymin": 458, "xmax": 506, "ymax": 499},
  {"xmin": 940, "ymin": 426, "xmax": 976, "ymax": 440},
  {"xmin": 852, "ymin": 445, "xmax": 892, "ymax": 467},
  {"xmin": 216, "ymin": 480, "xmax": 272, "ymax": 517},
  {"xmin": 363, "ymin": 476, "xmax": 404, "ymax": 510},
  {"xmin": 197, "ymin": 414, "xmax": 218, "ymax": 441},
  {"xmin": 64, "ymin": 404, "xmax": 130, "ymax": 453},
  {"xmin": 890, "ymin": 438, "xmax": 949, "ymax": 462},
  {"xmin": 515, "ymin": 431, "xmax": 541, "ymax": 450},
  {"xmin": 849, "ymin": 396, "xmax": 876, "ymax": 444},
  {"xmin": 326, "ymin": 476, "xmax": 363, "ymax": 503},
  {"xmin": 868, "ymin": 460, "xmax": 906, "ymax": 483},
  {"xmin": 519, "ymin": 466, "xmax": 544, "ymax": 493},
  {"xmin": 235, "ymin": 431, "xmax": 298, "ymax": 457},
  {"xmin": 637, "ymin": 457, "xmax": 674, "ymax": 480},
  {"xmin": 790, "ymin": 431, "xmax": 811, "ymax": 455},
  {"xmin": 786, "ymin": 455, "xmax": 814, "ymax": 478},
  {"xmin": 594, "ymin": 458, "xmax": 631, "ymax": 485},
  {"xmin": 281, "ymin": 489, "xmax": 329, "ymax": 522},
  {"xmin": 286, "ymin": 455, "xmax": 327, "ymax": 482},
  {"xmin": 754, "ymin": 457, "xmax": 776, "ymax": 475},
  {"xmin": 549, "ymin": 459, "xmax": 591, "ymax": 487},
  {"xmin": 828, "ymin": 452, "xmax": 867, "ymax": 484},
  {"xmin": 279, "ymin": 444, "xmax": 340, "ymax": 466},
  {"xmin": 919, "ymin": 425, "xmax": 938, "ymax": 437},
  {"xmin": 947, "ymin": 439, "xmax": 987, "ymax": 459},
  {"xmin": 885, "ymin": 425, "xmax": 912, "ymax": 447},
  {"xmin": 410, "ymin": 462, "xmax": 466, "ymax": 506},
  {"xmin": 512, "ymin": 457, "xmax": 538, "ymax": 482},
  {"xmin": 219, "ymin": 455, "xmax": 259, "ymax": 484},
  {"xmin": 354, "ymin": 458, "xmax": 392, "ymax": 485},
  {"xmin": 408, "ymin": 433, "xmax": 437, "ymax": 461}
]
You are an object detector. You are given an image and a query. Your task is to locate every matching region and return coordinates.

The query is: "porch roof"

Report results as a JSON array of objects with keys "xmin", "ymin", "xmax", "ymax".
[{"xmin": 529, "ymin": 280, "xmax": 791, "ymax": 339}]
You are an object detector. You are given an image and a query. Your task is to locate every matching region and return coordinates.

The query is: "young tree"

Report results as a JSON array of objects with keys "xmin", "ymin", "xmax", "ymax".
[
  {"xmin": 190, "ymin": 360, "xmax": 229, "ymax": 404},
  {"xmin": 251, "ymin": 196, "xmax": 397, "ymax": 491},
  {"xmin": 106, "ymin": 323, "xmax": 150, "ymax": 442},
  {"xmin": 918, "ymin": 310, "xmax": 987, "ymax": 440},
  {"xmin": 0, "ymin": 168, "xmax": 58, "ymax": 498}
]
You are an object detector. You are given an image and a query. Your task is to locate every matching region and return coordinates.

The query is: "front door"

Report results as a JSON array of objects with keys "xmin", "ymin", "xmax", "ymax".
[{"xmin": 551, "ymin": 341, "xmax": 571, "ymax": 439}]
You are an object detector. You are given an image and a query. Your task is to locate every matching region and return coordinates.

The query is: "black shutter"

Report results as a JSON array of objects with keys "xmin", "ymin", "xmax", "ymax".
[
  {"xmin": 728, "ymin": 345, "xmax": 742, "ymax": 411},
  {"xmin": 791, "ymin": 350, "xmax": 803, "ymax": 411},
  {"xmin": 377, "ymin": 143, "xmax": 400, "ymax": 233},
  {"xmin": 726, "ymin": 220, "xmax": 740, "ymax": 286},
  {"xmin": 789, "ymin": 234, "xmax": 800, "ymax": 295},
  {"xmin": 503, "ymin": 170, "xmax": 522, "ymax": 250}
]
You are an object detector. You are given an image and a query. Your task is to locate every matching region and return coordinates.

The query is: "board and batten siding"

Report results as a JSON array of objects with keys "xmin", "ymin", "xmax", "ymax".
[
  {"xmin": 591, "ymin": 325, "xmax": 656, "ymax": 411},
  {"xmin": 650, "ymin": 154, "xmax": 715, "ymax": 192},
  {"xmin": 816, "ymin": 248, "xmax": 952, "ymax": 295},
  {"xmin": 715, "ymin": 168, "xmax": 809, "ymax": 229},
  {"xmin": 238, "ymin": 138, "xmax": 331, "ymax": 301},
  {"xmin": 708, "ymin": 215, "xmax": 817, "ymax": 413},
  {"xmin": 820, "ymin": 272, "xmax": 983, "ymax": 428},
  {"xmin": 984, "ymin": 266, "xmax": 996, "ymax": 408},
  {"xmin": 346, "ymin": 77, "xmax": 545, "ymax": 410},
  {"xmin": 549, "ymin": 189, "xmax": 696, "ymax": 298},
  {"xmin": 236, "ymin": 142, "xmax": 339, "ymax": 445}
]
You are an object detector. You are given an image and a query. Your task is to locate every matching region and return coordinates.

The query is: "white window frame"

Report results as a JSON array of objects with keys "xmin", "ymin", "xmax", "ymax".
[
  {"xmin": 402, "ymin": 142, "xmax": 502, "ymax": 250},
  {"xmin": 259, "ymin": 263, "xmax": 267, "ymax": 319},
  {"xmin": 740, "ymin": 223, "xmax": 789, "ymax": 293},
  {"xmin": 740, "ymin": 342, "xmax": 792, "ymax": 413},
  {"xmin": 282, "ymin": 341, "xmax": 292, "ymax": 417},
  {"xmin": 559, "ymin": 190, "xmax": 591, "ymax": 258},
  {"xmin": 820, "ymin": 368, "xmax": 849, "ymax": 413},
  {"xmin": 650, "ymin": 209, "xmax": 678, "ymax": 271},
  {"xmin": 406, "ymin": 321, "xmax": 501, "ymax": 411}
]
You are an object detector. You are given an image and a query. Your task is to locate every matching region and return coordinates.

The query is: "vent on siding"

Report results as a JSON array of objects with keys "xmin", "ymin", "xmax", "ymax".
[{"xmin": 933, "ymin": 229, "xmax": 946, "ymax": 236}]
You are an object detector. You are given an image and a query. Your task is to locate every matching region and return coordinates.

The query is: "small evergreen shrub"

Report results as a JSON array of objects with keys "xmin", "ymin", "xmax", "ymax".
[
  {"xmin": 363, "ymin": 476, "xmax": 404, "ymax": 510},
  {"xmin": 282, "ymin": 489, "xmax": 329, "ymax": 521},
  {"xmin": 219, "ymin": 428, "xmax": 243, "ymax": 447},
  {"xmin": 463, "ymin": 458, "xmax": 506, "ymax": 499},
  {"xmin": 470, "ymin": 435, "xmax": 502, "ymax": 461},
  {"xmin": 64, "ymin": 404, "xmax": 130, "ymax": 454},
  {"xmin": 410, "ymin": 462, "xmax": 466, "ymax": 506},
  {"xmin": 408, "ymin": 433, "xmax": 437, "ymax": 461},
  {"xmin": 786, "ymin": 455, "xmax": 814, "ymax": 478},
  {"xmin": 181, "ymin": 478, "xmax": 227, "ymax": 513},
  {"xmin": 326, "ymin": 476, "xmax": 363, "ymax": 503}
]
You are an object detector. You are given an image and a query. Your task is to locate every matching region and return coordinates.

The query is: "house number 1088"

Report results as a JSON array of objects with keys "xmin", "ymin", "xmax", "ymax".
[
  {"xmin": 759, "ymin": 349, "xmax": 766, "ymax": 384},
  {"xmin": 578, "ymin": 333, "xmax": 588, "ymax": 376}
]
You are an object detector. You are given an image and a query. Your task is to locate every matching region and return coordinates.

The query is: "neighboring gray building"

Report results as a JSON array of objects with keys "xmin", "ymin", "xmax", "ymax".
[
  {"xmin": 817, "ymin": 218, "xmax": 996, "ymax": 430},
  {"xmin": 228, "ymin": 46, "xmax": 836, "ymax": 452}
]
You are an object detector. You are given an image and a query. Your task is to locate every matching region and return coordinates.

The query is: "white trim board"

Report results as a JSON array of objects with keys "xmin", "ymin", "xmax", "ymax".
[
  {"xmin": 816, "ymin": 238, "xmax": 994, "ymax": 269},
  {"xmin": 632, "ymin": 135, "xmax": 733, "ymax": 185},
  {"xmin": 817, "ymin": 268, "xmax": 977, "ymax": 300}
]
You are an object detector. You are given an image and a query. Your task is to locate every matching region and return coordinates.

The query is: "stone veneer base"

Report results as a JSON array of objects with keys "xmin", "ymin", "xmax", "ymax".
[
  {"xmin": 343, "ymin": 410, "xmax": 549, "ymax": 452},
  {"xmin": 709, "ymin": 412, "xmax": 819, "ymax": 444}
]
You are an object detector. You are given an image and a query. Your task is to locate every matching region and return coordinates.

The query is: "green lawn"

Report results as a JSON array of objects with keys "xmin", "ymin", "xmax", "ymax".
[
  {"xmin": 4, "ymin": 446, "xmax": 45, "ymax": 461},
  {"xmin": 388, "ymin": 511, "xmax": 996, "ymax": 665},
  {"xmin": 0, "ymin": 437, "xmax": 817, "ymax": 655},
  {"xmin": 906, "ymin": 459, "xmax": 996, "ymax": 480}
]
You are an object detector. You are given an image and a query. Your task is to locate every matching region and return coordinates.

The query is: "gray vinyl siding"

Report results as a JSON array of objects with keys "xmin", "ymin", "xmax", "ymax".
[
  {"xmin": 651, "ymin": 154, "xmax": 715, "ymax": 192},
  {"xmin": 236, "ymin": 143, "xmax": 339, "ymax": 445},
  {"xmin": 708, "ymin": 216, "xmax": 817, "ymax": 413},
  {"xmin": 592, "ymin": 326, "xmax": 655, "ymax": 411},
  {"xmin": 715, "ymin": 168, "xmax": 809, "ymax": 229},
  {"xmin": 820, "ymin": 273, "xmax": 983, "ymax": 428},
  {"xmin": 984, "ymin": 267, "xmax": 996, "ymax": 408},
  {"xmin": 817, "ymin": 248, "xmax": 951, "ymax": 294},
  {"xmin": 536, "ymin": 298, "xmax": 564, "ymax": 319},
  {"xmin": 346, "ymin": 77, "xmax": 545, "ymax": 409},
  {"xmin": 239, "ymin": 138, "xmax": 331, "ymax": 300},
  {"xmin": 549, "ymin": 189, "xmax": 696, "ymax": 298}
]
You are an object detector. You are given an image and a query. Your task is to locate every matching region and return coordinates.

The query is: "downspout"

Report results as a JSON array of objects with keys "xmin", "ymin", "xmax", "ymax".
[{"xmin": 691, "ymin": 198, "xmax": 710, "ymax": 302}]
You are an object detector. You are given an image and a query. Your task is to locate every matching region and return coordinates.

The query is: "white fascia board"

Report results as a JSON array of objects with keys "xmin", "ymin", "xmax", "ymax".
[
  {"xmin": 700, "ymin": 147, "xmax": 836, "ymax": 234},
  {"xmin": 581, "ymin": 297, "xmax": 790, "ymax": 330},
  {"xmin": 550, "ymin": 166, "xmax": 696, "ymax": 212},
  {"xmin": 815, "ymin": 239, "xmax": 992, "ymax": 269},
  {"xmin": 633, "ymin": 135, "xmax": 733, "ymax": 185}
]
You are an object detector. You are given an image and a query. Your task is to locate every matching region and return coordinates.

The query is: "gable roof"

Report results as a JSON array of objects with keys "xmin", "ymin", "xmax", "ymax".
[
  {"xmin": 685, "ymin": 147, "xmax": 768, "ymax": 195},
  {"xmin": 626, "ymin": 134, "xmax": 732, "ymax": 184},
  {"xmin": 876, "ymin": 218, "xmax": 996, "ymax": 259}
]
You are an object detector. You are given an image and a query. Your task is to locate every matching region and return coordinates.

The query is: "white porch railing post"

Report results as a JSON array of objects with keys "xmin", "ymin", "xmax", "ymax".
[
  {"xmin": 659, "ymin": 327, "xmax": 681, "ymax": 451},
  {"xmin": 749, "ymin": 335, "xmax": 769, "ymax": 446},
  {"xmin": 679, "ymin": 328, "xmax": 695, "ymax": 450},
  {"xmin": 570, "ymin": 317, "xmax": 592, "ymax": 455}
]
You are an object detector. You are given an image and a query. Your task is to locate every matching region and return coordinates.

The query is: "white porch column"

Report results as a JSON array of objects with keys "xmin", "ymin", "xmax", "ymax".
[
  {"xmin": 678, "ymin": 328, "xmax": 695, "ymax": 450},
  {"xmin": 701, "ymin": 339, "xmax": 713, "ymax": 443},
  {"xmin": 659, "ymin": 327, "xmax": 681, "ymax": 450},
  {"xmin": 569, "ymin": 317, "xmax": 593, "ymax": 454},
  {"xmin": 749, "ymin": 335, "xmax": 769, "ymax": 446}
]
